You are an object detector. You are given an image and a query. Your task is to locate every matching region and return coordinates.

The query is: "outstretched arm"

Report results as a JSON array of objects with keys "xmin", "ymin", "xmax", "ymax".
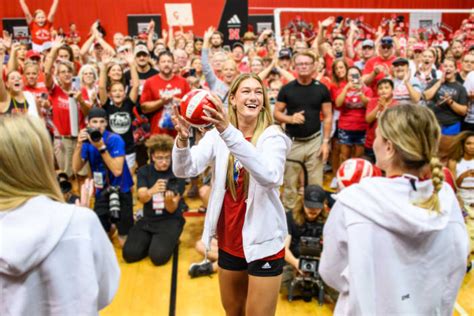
[
  {"xmin": 19, "ymin": 0, "xmax": 33, "ymax": 24},
  {"xmin": 47, "ymin": 0, "xmax": 59, "ymax": 22}
]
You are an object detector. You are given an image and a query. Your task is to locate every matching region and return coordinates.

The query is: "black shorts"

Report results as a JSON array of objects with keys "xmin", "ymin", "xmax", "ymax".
[
  {"xmin": 218, "ymin": 249, "xmax": 284, "ymax": 277},
  {"xmin": 95, "ymin": 191, "xmax": 134, "ymax": 235}
]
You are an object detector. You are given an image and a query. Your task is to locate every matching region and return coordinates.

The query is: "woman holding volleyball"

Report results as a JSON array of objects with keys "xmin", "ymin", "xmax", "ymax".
[
  {"xmin": 319, "ymin": 104, "xmax": 469, "ymax": 315},
  {"xmin": 172, "ymin": 73, "xmax": 291, "ymax": 315}
]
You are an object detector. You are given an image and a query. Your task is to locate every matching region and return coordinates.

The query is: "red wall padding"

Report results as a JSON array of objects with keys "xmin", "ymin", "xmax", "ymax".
[{"xmin": 0, "ymin": 0, "xmax": 470, "ymax": 43}]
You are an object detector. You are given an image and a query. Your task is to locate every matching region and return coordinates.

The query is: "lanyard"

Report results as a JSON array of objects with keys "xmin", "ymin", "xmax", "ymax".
[{"xmin": 12, "ymin": 97, "xmax": 28, "ymax": 113}]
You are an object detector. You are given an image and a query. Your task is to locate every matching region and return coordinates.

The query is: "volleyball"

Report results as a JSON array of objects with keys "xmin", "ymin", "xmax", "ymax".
[
  {"xmin": 179, "ymin": 89, "xmax": 216, "ymax": 127},
  {"xmin": 336, "ymin": 158, "xmax": 375, "ymax": 189}
]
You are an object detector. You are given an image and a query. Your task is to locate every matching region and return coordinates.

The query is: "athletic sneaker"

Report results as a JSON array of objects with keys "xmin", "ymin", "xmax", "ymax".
[{"xmin": 188, "ymin": 260, "xmax": 213, "ymax": 278}]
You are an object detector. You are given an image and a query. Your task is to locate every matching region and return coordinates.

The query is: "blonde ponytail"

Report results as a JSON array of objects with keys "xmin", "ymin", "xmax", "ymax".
[{"xmin": 414, "ymin": 157, "xmax": 444, "ymax": 213}]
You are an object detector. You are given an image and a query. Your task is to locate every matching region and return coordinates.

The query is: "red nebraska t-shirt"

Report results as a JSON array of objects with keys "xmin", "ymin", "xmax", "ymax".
[
  {"xmin": 50, "ymin": 85, "xmax": 85, "ymax": 136},
  {"xmin": 363, "ymin": 55, "xmax": 397, "ymax": 92},
  {"xmin": 140, "ymin": 74, "xmax": 190, "ymax": 135},
  {"xmin": 29, "ymin": 21, "xmax": 52, "ymax": 45},
  {"xmin": 364, "ymin": 97, "xmax": 398, "ymax": 149},
  {"xmin": 217, "ymin": 139, "xmax": 284, "ymax": 260},
  {"xmin": 337, "ymin": 86, "xmax": 373, "ymax": 131}
]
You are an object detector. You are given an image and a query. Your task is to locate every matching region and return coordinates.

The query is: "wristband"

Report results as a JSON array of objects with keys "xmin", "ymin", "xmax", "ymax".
[
  {"xmin": 323, "ymin": 138, "xmax": 330, "ymax": 143},
  {"xmin": 99, "ymin": 145, "xmax": 107, "ymax": 154},
  {"xmin": 177, "ymin": 135, "xmax": 189, "ymax": 142}
]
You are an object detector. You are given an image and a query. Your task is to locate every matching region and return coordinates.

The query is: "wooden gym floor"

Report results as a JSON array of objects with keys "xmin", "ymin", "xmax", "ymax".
[{"xmin": 99, "ymin": 177, "xmax": 474, "ymax": 316}]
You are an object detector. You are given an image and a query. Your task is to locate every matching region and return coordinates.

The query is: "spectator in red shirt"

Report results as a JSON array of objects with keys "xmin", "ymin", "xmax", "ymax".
[
  {"xmin": 140, "ymin": 51, "xmax": 190, "ymax": 136},
  {"xmin": 316, "ymin": 17, "xmax": 354, "ymax": 76},
  {"xmin": 363, "ymin": 36, "xmax": 397, "ymax": 93},
  {"xmin": 19, "ymin": 0, "xmax": 59, "ymax": 52},
  {"xmin": 45, "ymin": 37, "xmax": 91, "ymax": 177},
  {"xmin": 66, "ymin": 23, "xmax": 81, "ymax": 45},
  {"xmin": 364, "ymin": 78, "xmax": 398, "ymax": 162},
  {"xmin": 335, "ymin": 66, "xmax": 373, "ymax": 163}
]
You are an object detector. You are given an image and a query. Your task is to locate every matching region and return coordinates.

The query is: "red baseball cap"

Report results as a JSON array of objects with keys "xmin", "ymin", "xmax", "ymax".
[{"xmin": 26, "ymin": 50, "xmax": 41, "ymax": 60}]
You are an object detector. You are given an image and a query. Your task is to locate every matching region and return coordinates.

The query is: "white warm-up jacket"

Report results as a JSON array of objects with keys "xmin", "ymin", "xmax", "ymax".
[
  {"xmin": 173, "ymin": 124, "xmax": 292, "ymax": 262},
  {"xmin": 0, "ymin": 196, "xmax": 120, "ymax": 316},
  {"xmin": 319, "ymin": 176, "xmax": 469, "ymax": 316}
]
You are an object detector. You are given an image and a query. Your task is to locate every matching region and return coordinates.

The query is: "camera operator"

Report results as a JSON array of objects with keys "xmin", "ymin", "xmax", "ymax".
[
  {"xmin": 283, "ymin": 185, "xmax": 327, "ymax": 285},
  {"xmin": 72, "ymin": 107, "xmax": 134, "ymax": 246},
  {"xmin": 281, "ymin": 185, "xmax": 328, "ymax": 301},
  {"xmin": 122, "ymin": 134, "xmax": 186, "ymax": 266}
]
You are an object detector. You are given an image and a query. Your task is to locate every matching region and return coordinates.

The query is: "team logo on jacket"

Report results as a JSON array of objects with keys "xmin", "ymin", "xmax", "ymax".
[{"xmin": 109, "ymin": 112, "xmax": 131, "ymax": 134}]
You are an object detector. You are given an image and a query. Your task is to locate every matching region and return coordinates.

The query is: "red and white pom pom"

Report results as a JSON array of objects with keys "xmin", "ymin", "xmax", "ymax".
[
  {"xmin": 337, "ymin": 158, "xmax": 375, "ymax": 189},
  {"xmin": 179, "ymin": 89, "xmax": 216, "ymax": 127}
]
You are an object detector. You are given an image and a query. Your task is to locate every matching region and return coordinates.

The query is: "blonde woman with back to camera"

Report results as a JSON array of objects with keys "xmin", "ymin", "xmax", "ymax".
[
  {"xmin": 319, "ymin": 104, "xmax": 469, "ymax": 315},
  {"xmin": 0, "ymin": 115, "xmax": 119, "ymax": 315}
]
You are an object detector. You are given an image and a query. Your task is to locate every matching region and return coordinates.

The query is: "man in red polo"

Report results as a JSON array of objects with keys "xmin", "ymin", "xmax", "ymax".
[
  {"xmin": 140, "ymin": 51, "xmax": 190, "ymax": 136},
  {"xmin": 362, "ymin": 36, "xmax": 397, "ymax": 94}
]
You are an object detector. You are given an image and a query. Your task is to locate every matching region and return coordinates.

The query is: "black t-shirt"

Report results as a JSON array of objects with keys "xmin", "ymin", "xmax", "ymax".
[
  {"xmin": 286, "ymin": 211, "xmax": 324, "ymax": 258},
  {"xmin": 455, "ymin": 73, "xmax": 465, "ymax": 85},
  {"xmin": 277, "ymin": 79, "xmax": 331, "ymax": 138},
  {"xmin": 124, "ymin": 67, "xmax": 159, "ymax": 100},
  {"xmin": 426, "ymin": 80, "xmax": 468, "ymax": 126},
  {"xmin": 137, "ymin": 164, "xmax": 185, "ymax": 220},
  {"xmin": 103, "ymin": 97, "xmax": 136, "ymax": 154}
]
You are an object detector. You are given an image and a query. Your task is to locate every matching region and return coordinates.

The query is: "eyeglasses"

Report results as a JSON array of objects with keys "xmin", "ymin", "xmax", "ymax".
[
  {"xmin": 381, "ymin": 45, "xmax": 392, "ymax": 49},
  {"xmin": 154, "ymin": 155, "xmax": 171, "ymax": 161},
  {"xmin": 295, "ymin": 62, "xmax": 314, "ymax": 67}
]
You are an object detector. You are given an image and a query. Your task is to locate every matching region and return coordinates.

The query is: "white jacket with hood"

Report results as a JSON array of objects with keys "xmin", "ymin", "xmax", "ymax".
[
  {"xmin": 173, "ymin": 124, "xmax": 292, "ymax": 262},
  {"xmin": 320, "ymin": 176, "xmax": 469, "ymax": 316},
  {"xmin": 0, "ymin": 196, "xmax": 120, "ymax": 316}
]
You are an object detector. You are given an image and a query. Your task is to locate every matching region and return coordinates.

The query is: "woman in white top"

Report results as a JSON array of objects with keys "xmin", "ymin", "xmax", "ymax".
[
  {"xmin": 0, "ymin": 115, "xmax": 119, "ymax": 315},
  {"xmin": 172, "ymin": 73, "xmax": 291, "ymax": 315},
  {"xmin": 320, "ymin": 104, "xmax": 469, "ymax": 315},
  {"xmin": 448, "ymin": 130, "xmax": 474, "ymax": 267}
]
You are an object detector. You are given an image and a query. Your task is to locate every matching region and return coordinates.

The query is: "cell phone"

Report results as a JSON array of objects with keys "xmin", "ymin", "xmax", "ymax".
[
  {"xmin": 72, "ymin": 77, "xmax": 81, "ymax": 91},
  {"xmin": 189, "ymin": 68, "xmax": 196, "ymax": 77},
  {"xmin": 351, "ymin": 73, "xmax": 360, "ymax": 80}
]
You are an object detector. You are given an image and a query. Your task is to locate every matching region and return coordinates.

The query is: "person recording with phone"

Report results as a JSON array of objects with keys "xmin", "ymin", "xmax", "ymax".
[
  {"xmin": 72, "ymin": 107, "xmax": 134, "ymax": 247},
  {"xmin": 122, "ymin": 134, "xmax": 186, "ymax": 266},
  {"xmin": 335, "ymin": 66, "xmax": 373, "ymax": 163}
]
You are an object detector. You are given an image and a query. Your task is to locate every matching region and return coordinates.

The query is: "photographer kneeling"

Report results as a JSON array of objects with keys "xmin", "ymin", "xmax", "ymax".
[
  {"xmin": 122, "ymin": 134, "xmax": 186, "ymax": 266},
  {"xmin": 73, "ymin": 107, "xmax": 134, "ymax": 246},
  {"xmin": 283, "ymin": 185, "xmax": 329, "ymax": 302}
]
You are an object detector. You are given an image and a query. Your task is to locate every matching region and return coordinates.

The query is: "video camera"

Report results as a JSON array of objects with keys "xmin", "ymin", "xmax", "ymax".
[{"xmin": 288, "ymin": 222, "xmax": 326, "ymax": 305}]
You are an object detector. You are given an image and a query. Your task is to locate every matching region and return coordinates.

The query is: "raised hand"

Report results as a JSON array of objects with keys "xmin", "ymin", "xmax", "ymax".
[
  {"xmin": 320, "ymin": 16, "xmax": 335, "ymax": 28},
  {"xmin": 51, "ymin": 35, "xmax": 64, "ymax": 50},
  {"xmin": 123, "ymin": 50, "xmax": 135, "ymax": 65},
  {"xmin": 2, "ymin": 31, "xmax": 12, "ymax": 49},
  {"xmin": 172, "ymin": 105, "xmax": 191, "ymax": 140},
  {"xmin": 201, "ymin": 93, "xmax": 229, "ymax": 133}
]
